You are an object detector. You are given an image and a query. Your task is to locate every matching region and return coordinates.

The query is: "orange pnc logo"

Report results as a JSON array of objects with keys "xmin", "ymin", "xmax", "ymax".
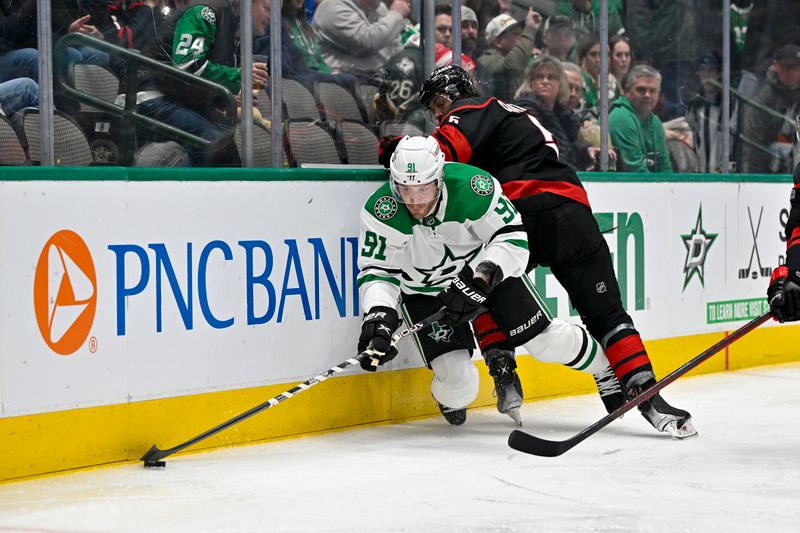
[{"xmin": 33, "ymin": 230, "xmax": 97, "ymax": 355}]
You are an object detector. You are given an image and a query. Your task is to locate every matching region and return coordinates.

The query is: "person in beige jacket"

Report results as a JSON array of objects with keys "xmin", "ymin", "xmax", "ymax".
[{"xmin": 312, "ymin": 0, "xmax": 410, "ymax": 76}]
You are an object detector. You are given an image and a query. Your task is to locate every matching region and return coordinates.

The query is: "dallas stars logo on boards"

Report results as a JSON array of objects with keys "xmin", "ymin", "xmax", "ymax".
[
  {"xmin": 416, "ymin": 244, "xmax": 481, "ymax": 286},
  {"xmin": 427, "ymin": 321, "xmax": 453, "ymax": 343},
  {"xmin": 681, "ymin": 205, "xmax": 717, "ymax": 290}
]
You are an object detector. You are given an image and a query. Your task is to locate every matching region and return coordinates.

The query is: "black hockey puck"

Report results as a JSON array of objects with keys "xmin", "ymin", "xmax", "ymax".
[{"xmin": 144, "ymin": 460, "xmax": 166, "ymax": 468}]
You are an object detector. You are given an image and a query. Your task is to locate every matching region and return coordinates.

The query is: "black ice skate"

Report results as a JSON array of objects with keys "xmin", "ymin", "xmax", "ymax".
[
  {"xmin": 437, "ymin": 402, "xmax": 467, "ymax": 426},
  {"xmin": 625, "ymin": 371, "xmax": 697, "ymax": 438},
  {"xmin": 484, "ymin": 348, "xmax": 523, "ymax": 426},
  {"xmin": 593, "ymin": 365, "xmax": 626, "ymax": 414}
]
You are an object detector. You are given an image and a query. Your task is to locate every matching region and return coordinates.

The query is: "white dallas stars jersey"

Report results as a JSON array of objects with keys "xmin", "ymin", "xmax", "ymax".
[{"xmin": 358, "ymin": 163, "xmax": 529, "ymax": 311}]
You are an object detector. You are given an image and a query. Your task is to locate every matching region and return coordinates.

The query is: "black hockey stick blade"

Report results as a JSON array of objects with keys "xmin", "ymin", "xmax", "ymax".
[
  {"xmin": 509, "ymin": 310, "xmax": 773, "ymax": 457},
  {"xmin": 140, "ymin": 307, "xmax": 448, "ymax": 467}
]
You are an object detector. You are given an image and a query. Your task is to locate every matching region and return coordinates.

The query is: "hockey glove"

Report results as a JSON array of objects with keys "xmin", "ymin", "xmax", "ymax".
[
  {"xmin": 378, "ymin": 135, "xmax": 402, "ymax": 169},
  {"xmin": 768, "ymin": 265, "xmax": 800, "ymax": 322},
  {"xmin": 435, "ymin": 265, "xmax": 492, "ymax": 326},
  {"xmin": 358, "ymin": 306, "xmax": 400, "ymax": 371}
]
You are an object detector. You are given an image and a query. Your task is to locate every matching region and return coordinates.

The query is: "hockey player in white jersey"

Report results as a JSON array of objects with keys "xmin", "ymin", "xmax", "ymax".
[{"xmin": 357, "ymin": 135, "xmax": 625, "ymax": 426}]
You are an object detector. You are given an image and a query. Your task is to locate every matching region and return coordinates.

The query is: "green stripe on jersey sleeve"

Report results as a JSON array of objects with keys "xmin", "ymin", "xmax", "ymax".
[
  {"xmin": 357, "ymin": 274, "xmax": 402, "ymax": 287},
  {"xmin": 503, "ymin": 239, "xmax": 529, "ymax": 250}
]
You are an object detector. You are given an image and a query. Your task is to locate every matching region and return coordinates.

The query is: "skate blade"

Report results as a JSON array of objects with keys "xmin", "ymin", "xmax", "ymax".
[
  {"xmin": 663, "ymin": 418, "xmax": 698, "ymax": 439},
  {"xmin": 505, "ymin": 408, "xmax": 522, "ymax": 426}
]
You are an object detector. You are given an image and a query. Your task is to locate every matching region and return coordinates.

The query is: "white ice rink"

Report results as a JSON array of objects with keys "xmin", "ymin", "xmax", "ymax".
[{"xmin": 1, "ymin": 363, "xmax": 799, "ymax": 533}]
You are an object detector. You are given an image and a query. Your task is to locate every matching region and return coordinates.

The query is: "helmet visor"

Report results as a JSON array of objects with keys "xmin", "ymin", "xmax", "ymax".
[{"xmin": 390, "ymin": 180, "xmax": 439, "ymax": 206}]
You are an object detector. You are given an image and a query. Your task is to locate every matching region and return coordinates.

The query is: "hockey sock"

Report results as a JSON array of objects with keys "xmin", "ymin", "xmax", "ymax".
[
  {"xmin": 473, "ymin": 311, "xmax": 511, "ymax": 351},
  {"xmin": 604, "ymin": 330, "xmax": 654, "ymax": 387}
]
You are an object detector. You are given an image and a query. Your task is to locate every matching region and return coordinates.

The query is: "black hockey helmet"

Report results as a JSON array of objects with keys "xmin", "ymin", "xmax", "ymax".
[{"xmin": 419, "ymin": 65, "xmax": 479, "ymax": 108}]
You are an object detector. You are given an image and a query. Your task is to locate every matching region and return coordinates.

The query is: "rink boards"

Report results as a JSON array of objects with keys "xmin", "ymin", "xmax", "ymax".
[{"xmin": 0, "ymin": 168, "xmax": 797, "ymax": 481}]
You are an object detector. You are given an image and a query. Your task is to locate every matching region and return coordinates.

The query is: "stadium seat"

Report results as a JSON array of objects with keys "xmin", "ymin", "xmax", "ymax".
[
  {"xmin": 286, "ymin": 120, "xmax": 342, "ymax": 166},
  {"xmin": 70, "ymin": 63, "xmax": 123, "ymax": 163},
  {"xmin": 20, "ymin": 109, "xmax": 94, "ymax": 166},
  {"xmin": 282, "ymin": 79, "xmax": 322, "ymax": 121},
  {"xmin": 315, "ymin": 82, "xmax": 366, "ymax": 123},
  {"xmin": 338, "ymin": 120, "xmax": 379, "ymax": 165},
  {"xmin": 235, "ymin": 121, "xmax": 286, "ymax": 167},
  {"xmin": 356, "ymin": 82, "xmax": 380, "ymax": 125},
  {"xmin": 0, "ymin": 114, "xmax": 28, "ymax": 165}
]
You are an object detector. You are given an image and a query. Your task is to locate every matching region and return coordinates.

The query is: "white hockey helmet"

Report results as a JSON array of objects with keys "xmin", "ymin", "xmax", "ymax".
[{"xmin": 389, "ymin": 135, "xmax": 445, "ymax": 206}]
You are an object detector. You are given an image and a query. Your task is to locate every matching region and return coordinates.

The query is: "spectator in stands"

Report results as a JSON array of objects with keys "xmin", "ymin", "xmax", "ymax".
[
  {"xmin": 540, "ymin": 14, "xmax": 576, "ymax": 63},
  {"xmin": 433, "ymin": 5, "xmax": 452, "ymax": 49},
  {"xmin": 51, "ymin": 0, "xmax": 110, "ymax": 66},
  {"xmin": 0, "ymin": 0, "xmax": 38, "ymax": 82},
  {"xmin": 555, "ymin": 0, "xmax": 624, "ymax": 42},
  {"xmin": 283, "ymin": 0, "xmax": 332, "ymax": 74},
  {"xmin": 577, "ymin": 35, "xmax": 618, "ymax": 118},
  {"xmin": 609, "ymin": 64, "xmax": 671, "ymax": 172},
  {"xmin": 139, "ymin": 0, "xmax": 270, "ymax": 166},
  {"xmin": 254, "ymin": 1, "xmax": 358, "ymax": 91},
  {"xmin": 687, "ymin": 54, "xmax": 724, "ymax": 172},
  {"xmin": 469, "ymin": 0, "xmax": 509, "ymax": 42},
  {"xmin": 609, "ymin": 35, "xmax": 631, "ymax": 86},
  {"xmin": 515, "ymin": 55, "xmax": 615, "ymax": 171},
  {"xmin": 0, "ymin": 76, "xmax": 38, "ymax": 124},
  {"xmin": 477, "ymin": 8, "xmax": 540, "ymax": 101},
  {"xmin": 563, "ymin": 61, "xmax": 585, "ymax": 114},
  {"xmin": 460, "ymin": 5, "xmax": 480, "ymax": 61},
  {"xmin": 312, "ymin": 0, "xmax": 411, "ymax": 76},
  {"xmin": 514, "ymin": 55, "xmax": 581, "ymax": 170},
  {"xmin": 736, "ymin": 44, "xmax": 800, "ymax": 174}
]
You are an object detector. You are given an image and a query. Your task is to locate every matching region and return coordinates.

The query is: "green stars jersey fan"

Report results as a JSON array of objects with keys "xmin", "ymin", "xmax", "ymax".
[{"xmin": 358, "ymin": 163, "xmax": 529, "ymax": 312}]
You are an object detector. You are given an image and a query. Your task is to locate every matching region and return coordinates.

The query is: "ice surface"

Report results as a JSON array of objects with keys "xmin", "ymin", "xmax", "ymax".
[{"xmin": 1, "ymin": 363, "xmax": 799, "ymax": 533}]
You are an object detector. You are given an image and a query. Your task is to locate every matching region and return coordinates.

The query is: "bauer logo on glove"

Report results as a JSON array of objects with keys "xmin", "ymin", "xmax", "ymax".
[{"xmin": 358, "ymin": 306, "xmax": 400, "ymax": 371}]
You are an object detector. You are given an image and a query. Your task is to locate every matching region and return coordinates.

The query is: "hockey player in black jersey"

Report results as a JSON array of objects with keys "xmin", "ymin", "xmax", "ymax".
[
  {"xmin": 768, "ymin": 160, "xmax": 800, "ymax": 322},
  {"xmin": 402, "ymin": 65, "xmax": 696, "ymax": 438}
]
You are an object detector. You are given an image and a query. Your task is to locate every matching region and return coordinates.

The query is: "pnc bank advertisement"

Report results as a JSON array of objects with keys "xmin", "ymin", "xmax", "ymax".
[{"xmin": 0, "ymin": 178, "xmax": 791, "ymax": 418}]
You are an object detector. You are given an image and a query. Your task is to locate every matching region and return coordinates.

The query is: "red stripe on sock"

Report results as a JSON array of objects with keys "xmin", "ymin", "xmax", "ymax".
[
  {"xmin": 615, "ymin": 355, "xmax": 651, "ymax": 379},
  {"xmin": 478, "ymin": 331, "xmax": 508, "ymax": 350},
  {"xmin": 604, "ymin": 334, "xmax": 648, "ymax": 367},
  {"xmin": 473, "ymin": 311, "xmax": 499, "ymax": 336}
]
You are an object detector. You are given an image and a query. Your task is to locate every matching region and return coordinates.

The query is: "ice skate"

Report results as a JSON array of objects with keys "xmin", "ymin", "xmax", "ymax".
[
  {"xmin": 437, "ymin": 402, "xmax": 467, "ymax": 426},
  {"xmin": 625, "ymin": 371, "xmax": 697, "ymax": 439},
  {"xmin": 484, "ymin": 348, "xmax": 523, "ymax": 426},
  {"xmin": 593, "ymin": 365, "xmax": 626, "ymax": 414}
]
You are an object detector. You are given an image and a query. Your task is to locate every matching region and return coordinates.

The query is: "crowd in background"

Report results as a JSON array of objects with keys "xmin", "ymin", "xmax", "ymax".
[{"xmin": 0, "ymin": 0, "xmax": 799, "ymax": 172}]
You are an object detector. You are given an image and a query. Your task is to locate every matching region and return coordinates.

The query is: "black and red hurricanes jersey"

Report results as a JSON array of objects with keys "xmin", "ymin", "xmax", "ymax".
[{"xmin": 431, "ymin": 96, "xmax": 589, "ymax": 212}]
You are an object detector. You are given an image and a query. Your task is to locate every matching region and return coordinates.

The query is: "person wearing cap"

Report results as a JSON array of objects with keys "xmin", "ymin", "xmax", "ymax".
[
  {"xmin": 541, "ymin": 14, "xmax": 577, "ymax": 62},
  {"xmin": 460, "ymin": 5, "xmax": 481, "ymax": 60},
  {"xmin": 477, "ymin": 8, "xmax": 541, "ymax": 101},
  {"xmin": 736, "ymin": 43, "xmax": 800, "ymax": 174}
]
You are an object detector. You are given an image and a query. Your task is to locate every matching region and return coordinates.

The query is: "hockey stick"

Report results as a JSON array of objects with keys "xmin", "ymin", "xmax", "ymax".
[
  {"xmin": 508, "ymin": 310, "xmax": 773, "ymax": 457},
  {"xmin": 141, "ymin": 307, "xmax": 448, "ymax": 467}
]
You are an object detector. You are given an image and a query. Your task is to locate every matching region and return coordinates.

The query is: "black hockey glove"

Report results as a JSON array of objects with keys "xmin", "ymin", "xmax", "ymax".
[
  {"xmin": 378, "ymin": 135, "xmax": 402, "ymax": 169},
  {"xmin": 435, "ymin": 265, "xmax": 492, "ymax": 326},
  {"xmin": 768, "ymin": 265, "xmax": 800, "ymax": 322},
  {"xmin": 358, "ymin": 306, "xmax": 400, "ymax": 371}
]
